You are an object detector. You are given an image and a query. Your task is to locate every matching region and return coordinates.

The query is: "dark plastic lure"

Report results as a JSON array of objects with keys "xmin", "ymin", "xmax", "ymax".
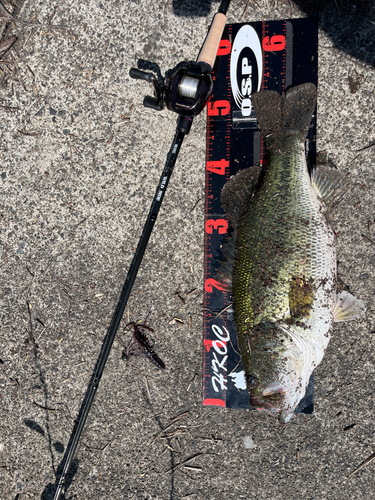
[{"xmin": 125, "ymin": 322, "xmax": 165, "ymax": 371}]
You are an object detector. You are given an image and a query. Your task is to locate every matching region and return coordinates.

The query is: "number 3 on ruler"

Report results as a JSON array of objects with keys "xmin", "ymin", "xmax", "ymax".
[{"xmin": 205, "ymin": 219, "xmax": 228, "ymax": 234}]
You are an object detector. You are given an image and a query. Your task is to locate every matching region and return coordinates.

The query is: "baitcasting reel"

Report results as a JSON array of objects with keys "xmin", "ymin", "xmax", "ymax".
[{"xmin": 129, "ymin": 62, "xmax": 213, "ymax": 117}]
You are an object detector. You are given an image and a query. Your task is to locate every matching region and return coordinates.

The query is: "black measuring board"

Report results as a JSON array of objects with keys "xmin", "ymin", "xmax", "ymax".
[{"xmin": 203, "ymin": 19, "xmax": 317, "ymax": 414}]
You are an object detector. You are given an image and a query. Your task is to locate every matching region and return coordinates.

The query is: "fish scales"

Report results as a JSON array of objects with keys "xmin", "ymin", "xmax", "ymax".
[
  {"xmin": 235, "ymin": 134, "xmax": 336, "ymax": 332},
  {"xmin": 220, "ymin": 83, "xmax": 365, "ymax": 422}
]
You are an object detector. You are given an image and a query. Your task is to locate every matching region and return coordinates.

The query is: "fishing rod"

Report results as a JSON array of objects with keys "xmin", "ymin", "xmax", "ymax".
[{"xmin": 53, "ymin": 1, "xmax": 231, "ymax": 498}]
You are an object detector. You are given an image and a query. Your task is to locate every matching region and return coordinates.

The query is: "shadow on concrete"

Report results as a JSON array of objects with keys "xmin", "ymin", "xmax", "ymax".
[
  {"xmin": 41, "ymin": 459, "xmax": 79, "ymax": 500},
  {"xmin": 172, "ymin": 0, "xmax": 375, "ymax": 67}
]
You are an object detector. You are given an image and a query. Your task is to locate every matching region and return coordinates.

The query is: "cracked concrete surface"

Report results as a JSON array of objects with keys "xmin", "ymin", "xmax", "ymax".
[{"xmin": 0, "ymin": 0, "xmax": 374, "ymax": 499}]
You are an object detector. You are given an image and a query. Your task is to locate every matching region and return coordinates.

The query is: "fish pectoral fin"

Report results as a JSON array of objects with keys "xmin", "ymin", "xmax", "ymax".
[
  {"xmin": 221, "ymin": 166, "xmax": 262, "ymax": 226},
  {"xmin": 215, "ymin": 265, "xmax": 233, "ymax": 292},
  {"xmin": 311, "ymin": 166, "xmax": 349, "ymax": 211},
  {"xmin": 332, "ymin": 291, "xmax": 366, "ymax": 322}
]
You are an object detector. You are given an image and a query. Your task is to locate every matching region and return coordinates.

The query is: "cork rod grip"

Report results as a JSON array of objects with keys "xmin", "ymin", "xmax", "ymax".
[{"xmin": 197, "ymin": 13, "xmax": 227, "ymax": 69}]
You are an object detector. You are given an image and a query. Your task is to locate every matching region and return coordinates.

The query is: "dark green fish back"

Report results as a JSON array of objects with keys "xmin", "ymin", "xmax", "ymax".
[{"xmin": 233, "ymin": 84, "xmax": 318, "ymax": 335}]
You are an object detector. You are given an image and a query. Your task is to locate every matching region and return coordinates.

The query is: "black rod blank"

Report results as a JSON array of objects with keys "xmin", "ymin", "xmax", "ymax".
[
  {"xmin": 53, "ymin": 1, "xmax": 232, "ymax": 496},
  {"xmin": 53, "ymin": 116, "xmax": 192, "ymax": 500}
]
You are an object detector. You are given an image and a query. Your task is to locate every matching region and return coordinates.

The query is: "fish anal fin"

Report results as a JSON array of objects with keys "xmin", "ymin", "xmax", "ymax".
[
  {"xmin": 221, "ymin": 166, "xmax": 262, "ymax": 226},
  {"xmin": 311, "ymin": 166, "xmax": 349, "ymax": 211},
  {"xmin": 279, "ymin": 408, "xmax": 293, "ymax": 424},
  {"xmin": 332, "ymin": 291, "xmax": 365, "ymax": 322}
]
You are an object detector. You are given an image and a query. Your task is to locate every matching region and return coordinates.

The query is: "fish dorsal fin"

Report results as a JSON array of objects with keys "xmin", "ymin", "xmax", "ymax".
[
  {"xmin": 251, "ymin": 83, "xmax": 317, "ymax": 145},
  {"xmin": 332, "ymin": 291, "xmax": 366, "ymax": 322},
  {"xmin": 215, "ymin": 229, "xmax": 236, "ymax": 293},
  {"xmin": 218, "ymin": 164, "xmax": 261, "ymax": 293},
  {"xmin": 221, "ymin": 166, "xmax": 262, "ymax": 226},
  {"xmin": 311, "ymin": 167, "xmax": 349, "ymax": 211}
]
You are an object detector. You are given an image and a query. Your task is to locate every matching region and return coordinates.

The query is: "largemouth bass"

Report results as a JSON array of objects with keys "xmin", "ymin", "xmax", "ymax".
[{"xmin": 220, "ymin": 83, "xmax": 365, "ymax": 423}]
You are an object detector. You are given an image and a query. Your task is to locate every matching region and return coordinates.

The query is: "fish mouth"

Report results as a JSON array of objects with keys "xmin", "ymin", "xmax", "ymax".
[{"xmin": 250, "ymin": 382, "xmax": 287, "ymax": 411}]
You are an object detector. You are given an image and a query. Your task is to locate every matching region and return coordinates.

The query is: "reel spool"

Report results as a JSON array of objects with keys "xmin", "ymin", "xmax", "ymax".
[{"xmin": 129, "ymin": 62, "xmax": 213, "ymax": 117}]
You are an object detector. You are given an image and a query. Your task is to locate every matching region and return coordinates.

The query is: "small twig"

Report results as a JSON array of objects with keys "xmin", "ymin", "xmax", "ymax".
[
  {"xmin": 160, "ymin": 429, "xmax": 187, "ymax": 440},
  {"xmin": 183, "ymin": 198, "xmax": 202, "ymax": 219},
  {"xmin": 0, "ymin": 0, "xmax": 71, "ymax": 28},
  {"xmin": 163, "ymin": 453, "xmax": 210, "ymax": 475},
  {"xmin": 69, "ymin": 143, "xmax": 73, "ymax": 168},
  {"xmin": 362, "ymin": 234, "xmax": 375, "ymax": 247},
  {"xmin": 241, "ymin": 0, "xmax": 251, "ymax": 18},
  {"xmin": 186, "ymin": 363, "xmax": 199, "ymax": 391},
  {"xmin": 0, "ymin": 35, "xmax": 16, "ymax": 54},
  {"xmin": 241, "ymin": 0, "xmax": 260, "ymax": 18},
  {"xmin": 101, "ymin": 438, "xmax": 115, "ymax": 454},
  {"xmin": 350, "ymin": 142, "xmax": 375, "ymax": 164},
  {"xmin": 41, "ymin": 253, "xmax": 63, "ymax": 275},
  {"xmin": 146, "ymin": 412, "xmax": 189, "ymax": 450},
  {"xmin": 61, "ymin": 289, "xmax": 74, "ymax": 302},
  {"xmin": 21, "ymin": 30, "xmax": 33, "ymax": 50},
  {"xmin": 0, "ymin": 104, "xmax": 19, "ymax": 111},
  {"xmin": 227, "ymin": 360, "xmax": 241, "ymax": 377},
  {"xmin": 175, "ymin": 292, "xmax": 186, "ymax": 305},
  {"xmin": 17, "ymin": 128, "xmax": 40, "ymax": 136},
  {"xmin": 355, "ymin": 141, "xmax": 375, "ymax": 153},
  {"xmin": 169, "ymin": 411, "xmax": 190, "ymax": 425},
  {"xmin": 333, "ymin": 0, "xmax": 341, "ymax": 15},
  {"xmin": 26, "ymin": 64, "xmax": 35, "ymax": 78},
  {"xmin": 214, "ymin": 302, "xmax": 233, "ymax": 320},
  {"xmin": 188, "ymin": 313, "xmax": 192, "ymax": 330},
  {"xmin": 348, "ymin": 452, "xmax": 375, "ymax": 478},
  {"xmin": 48, "ymin": 6, "xmax": 59, "ymax": 24},
  {"xmin": 188, "ymin": 197, "xmax": 201, "ymax": 214},
  {"xmin": 73, "ymin": 216, "xmax": 88, "ymax": 228}
]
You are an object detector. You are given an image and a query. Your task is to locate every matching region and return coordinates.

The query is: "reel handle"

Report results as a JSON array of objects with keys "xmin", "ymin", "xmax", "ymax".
[
  {"xmin": 129, "ymin": 68, "xmax": 155, "ymax": 83},
  {"xmin": 143, "ymin": 96, "xmax": 163, "ymax": 110}
]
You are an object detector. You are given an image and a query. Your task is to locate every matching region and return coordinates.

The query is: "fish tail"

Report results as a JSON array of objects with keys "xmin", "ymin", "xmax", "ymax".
[{"xmin": 252, "ymin": 83, "xmax": 317, "ymax": 146}]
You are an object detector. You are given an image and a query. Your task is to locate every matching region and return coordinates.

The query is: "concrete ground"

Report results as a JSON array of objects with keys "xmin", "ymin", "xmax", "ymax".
[{"xmin": 0, "ymin": 0, "xmax": 374, "ymax": 499}]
